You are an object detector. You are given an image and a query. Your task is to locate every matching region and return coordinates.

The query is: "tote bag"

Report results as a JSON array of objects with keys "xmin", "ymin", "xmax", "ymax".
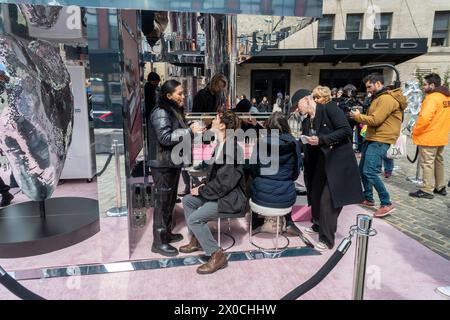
[{"xmin": 386, "ymin": 134, "xmax": 406, "ymax": 159}]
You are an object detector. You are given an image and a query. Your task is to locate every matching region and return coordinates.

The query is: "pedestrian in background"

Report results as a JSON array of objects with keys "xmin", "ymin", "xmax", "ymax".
[
  {"xmin": 350, "ymin": 73, "xmax": 407, "ymax": 218},
  {"xmin": 409, "ymin": 73, "xmax": 450, "ymax": 199},
  {"xmin": 258, "ymin": 96, "xmax": 270, "ymax": 112}
]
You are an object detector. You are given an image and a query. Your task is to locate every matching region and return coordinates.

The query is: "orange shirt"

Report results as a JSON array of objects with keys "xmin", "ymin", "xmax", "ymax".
[{"xmin": 412, "ymin": 92, "xmax": 450, "ymax": 146}]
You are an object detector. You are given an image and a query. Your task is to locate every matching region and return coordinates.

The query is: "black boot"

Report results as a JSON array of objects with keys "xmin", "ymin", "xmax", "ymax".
[
  {"xmin": 152, "ymin": 228, "xmax": 179, "ymax": 257},
  {"xmin": 150, "ymin": 168, "xmax": 180, "ymax": 256}
]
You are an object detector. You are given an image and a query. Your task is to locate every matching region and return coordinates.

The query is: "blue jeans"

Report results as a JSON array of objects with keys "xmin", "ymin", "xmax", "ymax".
[
  {"xmin": 383, "ymin": 157, "xmax": 394, "ymax": 173},
  {"xmin": 359, "ymin": 142, "xmax": 392, "ymax": 207}
]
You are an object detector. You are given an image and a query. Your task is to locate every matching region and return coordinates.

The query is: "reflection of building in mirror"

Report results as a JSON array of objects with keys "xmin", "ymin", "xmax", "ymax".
[{"xmin": 109, "ymin": 82, "xmax": 122, "ymax": 104}]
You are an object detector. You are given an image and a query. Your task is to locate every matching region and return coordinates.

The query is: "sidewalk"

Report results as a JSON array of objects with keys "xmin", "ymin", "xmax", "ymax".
[{"xmin": 360, "ymin": 143, "xmax": 450, "ymax": 260}]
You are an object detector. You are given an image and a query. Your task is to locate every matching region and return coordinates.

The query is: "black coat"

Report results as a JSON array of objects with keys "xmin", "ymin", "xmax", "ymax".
[
  {"xmin": 301, "ymin": 101, "xmax": 363, "ymax": 208},
  {"xmin": 257, "ymin": 101, "xmax": 270, "ymax": 112},
  {"xmin": 199, "ymin": 140, "xmax": 248, "ymax": 215},
  {"xmin": 192, "ymin": 87, "xmax": 225, "ymax": 113},
  {"xmin": 147, "ymin": 100, "xmax": 192, "ymax": 168}
]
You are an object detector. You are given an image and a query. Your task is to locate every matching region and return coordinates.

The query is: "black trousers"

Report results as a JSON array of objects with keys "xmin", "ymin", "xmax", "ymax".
[
  {"xmin": 309, "ymin": 153, "xmax": 343, "ymax": 249},
  {"xmin": 150, "ymin": 167, "xmax": 181, "ymax": 245},
  {"xmin": 0, "ymin": 177, "xmax": 10, "ymax": 194}
]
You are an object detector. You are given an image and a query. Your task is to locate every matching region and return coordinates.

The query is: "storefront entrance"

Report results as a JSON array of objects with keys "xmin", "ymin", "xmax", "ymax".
[
  {"xmin": 319, "ymin": 68, "xmax": 383, "ymax": 91},
  {"xmin": 251, "ymin": 69, "xmax": 290, "ymax": 104}
]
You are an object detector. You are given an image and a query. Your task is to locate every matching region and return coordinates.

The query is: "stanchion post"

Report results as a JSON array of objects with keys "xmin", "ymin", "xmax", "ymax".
[
  {"xmin": 106, "ymin": 140, "xmax": 127, "ymax": 217},
  {"xmin": 408, "ymin": 151, "xmax": 423, "ymax": 185},
  {"xmin": 352, "ymin": 214, "xmax": 372, "ymax": 300}
]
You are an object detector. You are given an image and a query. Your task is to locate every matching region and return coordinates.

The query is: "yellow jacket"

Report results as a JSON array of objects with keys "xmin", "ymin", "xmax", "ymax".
[
  {"xmin": 354, "ymin": 88, "xmax": 407, "ymax": 144},
  {"xmin": 412, "ymin": 87, "xmax": 450, "ymax": 147}
]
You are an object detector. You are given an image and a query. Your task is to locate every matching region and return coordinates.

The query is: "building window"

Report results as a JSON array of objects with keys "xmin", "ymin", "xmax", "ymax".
[
  {"xmin": 346, "ymin": 14, "xmax": 363, "ymax": 40},
  {"xmin": 108, "ymin": 10, "xmax": 119, "ymax": 49},
  {"xmin": 432, "ymin": 11, "xmax": 450, "ymax": 46},
  {"xmin": 374, "ymin": 13, "xmax": 392, "ymax": 40},
  {"xmin": 86, "ymin": 9, "xmax": 99, "ymax": 50},
  {"xmin": 317, "ymin": 14, "xmax": 334, "ymax": 48}
]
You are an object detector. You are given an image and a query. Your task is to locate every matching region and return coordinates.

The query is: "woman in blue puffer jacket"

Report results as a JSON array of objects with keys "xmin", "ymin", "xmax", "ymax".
[{"xmin": 250, "ymin": 112, "xmax": 303, "ymax": 236}]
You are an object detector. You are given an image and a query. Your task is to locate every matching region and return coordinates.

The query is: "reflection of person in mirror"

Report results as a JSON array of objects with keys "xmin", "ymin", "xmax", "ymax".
[
  {"xmin": 192, "ymin": 73, "xmax": 227, "ymax": 113},
  {"xmin": 147, "ymin": 80, "xmax": 202, "ymax": 257},
  {"xmin": 144, "ymin": 72, "xmax": 161, "ymax": 120}
]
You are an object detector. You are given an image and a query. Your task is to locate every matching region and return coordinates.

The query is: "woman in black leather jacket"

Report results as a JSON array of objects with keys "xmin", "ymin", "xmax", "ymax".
[{"xmin": 147, "ymin": 80, "xmax": 202, "ymax": 257}]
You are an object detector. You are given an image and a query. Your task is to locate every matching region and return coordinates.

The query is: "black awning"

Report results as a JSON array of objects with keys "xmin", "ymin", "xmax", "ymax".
[{"xmin": 242, "ymin": 38, "xmax": 428, "ymax": 66}]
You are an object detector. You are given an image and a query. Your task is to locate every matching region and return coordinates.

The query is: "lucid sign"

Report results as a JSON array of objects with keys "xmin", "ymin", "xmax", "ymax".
[{"xmin": 324, "ymin": 39, "xmax": 428, "ymax": 55}]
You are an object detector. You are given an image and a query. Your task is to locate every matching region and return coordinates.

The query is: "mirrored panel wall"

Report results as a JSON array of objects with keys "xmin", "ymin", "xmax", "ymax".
[{"xmin": 0, "ymin": 1, "xmax": 322, "ymax": 260}]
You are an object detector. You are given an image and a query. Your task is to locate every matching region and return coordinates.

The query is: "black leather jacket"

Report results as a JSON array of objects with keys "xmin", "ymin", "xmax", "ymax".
[{"xmin": 147, "ymin": 100, "xmax": 192, "ymax": 168}]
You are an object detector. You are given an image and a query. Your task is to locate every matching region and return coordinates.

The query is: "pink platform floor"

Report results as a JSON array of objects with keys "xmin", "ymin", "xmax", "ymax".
[{"xmin": 0, "ymin": 180, "xmax": 449, "ymax": 300}]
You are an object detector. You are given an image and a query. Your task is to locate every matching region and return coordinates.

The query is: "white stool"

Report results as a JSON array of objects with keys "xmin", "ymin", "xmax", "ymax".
[{"xmin": 249, "ymin": 199, "xmax": 291, "ymax": 252}]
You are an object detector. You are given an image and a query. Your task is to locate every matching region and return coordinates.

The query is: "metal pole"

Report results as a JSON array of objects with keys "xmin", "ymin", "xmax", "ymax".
[
  {"xmin": 114, "ymin": 140, "xmax": 122, "ymax": 208},
  {"xmin": 106, "ymin": 140, "xmax": 128, "ymax": 217},
  {"xmin": 352, "ymin": 214, "xmax": 372, "ymax": 300},
  {"xmin": 407, "ymin": 155, "xmax": 423, "ymax": 185}
]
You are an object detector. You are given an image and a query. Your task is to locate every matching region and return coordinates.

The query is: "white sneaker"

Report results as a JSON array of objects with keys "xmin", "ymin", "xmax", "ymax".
[
  {"xmin": 315, "ymin": 241, "xmax": 329, "ymax": 252},
  {"xmin": 436, "ymin": 286, "xmax": 450, "ymax": 299},
  {"xmin": 304, "ymin": 227, "xmax": 318, "ymax": 235}
]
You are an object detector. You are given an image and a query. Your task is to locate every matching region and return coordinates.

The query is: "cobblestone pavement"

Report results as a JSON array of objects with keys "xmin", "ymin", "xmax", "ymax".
[{"xmin": 358, "ymin": 137, "xmax": 450, "ymax": 260}]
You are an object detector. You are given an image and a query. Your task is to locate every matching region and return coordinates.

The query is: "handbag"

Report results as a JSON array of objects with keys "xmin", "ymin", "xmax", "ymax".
[{"xmin": 386, "ymin": 134, "xmax": 406, "ymax": 159}]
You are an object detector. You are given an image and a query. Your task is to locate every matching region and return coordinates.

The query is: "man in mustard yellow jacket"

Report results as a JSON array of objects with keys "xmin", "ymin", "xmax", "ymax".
[
  {"xmin": 410, "ymin": 73, "xmax": 450, "ymax": 199},
  {"xmin": 350, "ymin": 73, "xmax": 407, "ymax": 218}
]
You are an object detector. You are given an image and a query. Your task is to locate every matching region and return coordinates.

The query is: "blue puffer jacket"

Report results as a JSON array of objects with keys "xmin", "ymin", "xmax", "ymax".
[{"xmin": 250, "ymin": 133, "xmax": 302, "ymax": 208}]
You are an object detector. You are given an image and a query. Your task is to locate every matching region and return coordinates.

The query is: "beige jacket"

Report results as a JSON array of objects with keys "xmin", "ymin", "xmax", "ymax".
[{"xmin": 354, "ymin": 88, "xmax": 407, "ymax": 144}]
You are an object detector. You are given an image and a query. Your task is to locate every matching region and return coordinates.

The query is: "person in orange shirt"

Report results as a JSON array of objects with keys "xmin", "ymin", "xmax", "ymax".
[{"xmin": 410, "ymin": 73, "xmax": 450, "ymax": 199}]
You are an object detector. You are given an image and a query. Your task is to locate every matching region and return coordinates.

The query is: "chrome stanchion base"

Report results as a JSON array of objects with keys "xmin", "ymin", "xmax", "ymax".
[{"xmin": 106, "ymin": 206, "xmax": 128, "ymax": 217}]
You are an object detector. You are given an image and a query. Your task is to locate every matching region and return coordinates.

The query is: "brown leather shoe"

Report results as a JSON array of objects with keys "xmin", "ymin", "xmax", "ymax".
[
  {"xmin": 179, "ymin": 236, "xmax": 201, "ymax": 253},
  {"xmin": 197, "ymin": 248, "xmax": 228, "ymax": 274}
]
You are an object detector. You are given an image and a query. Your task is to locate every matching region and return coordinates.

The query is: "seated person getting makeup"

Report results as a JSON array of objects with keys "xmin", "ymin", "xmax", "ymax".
[{"xmin": 179, "ymin": 112, "xmax": 248, "ymax": 275}]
